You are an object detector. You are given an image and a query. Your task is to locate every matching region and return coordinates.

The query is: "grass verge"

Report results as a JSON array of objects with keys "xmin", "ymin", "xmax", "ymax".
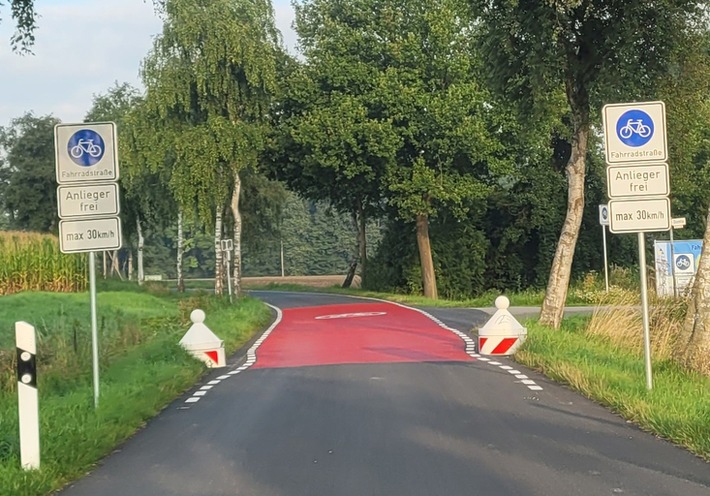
[
  {"xmin": 516, "ymin": 315, "xmax": 710, "ymax": 461},
  {"xmin": 0, "ymin": 289, "xmax": 272, "ymax": 496}
]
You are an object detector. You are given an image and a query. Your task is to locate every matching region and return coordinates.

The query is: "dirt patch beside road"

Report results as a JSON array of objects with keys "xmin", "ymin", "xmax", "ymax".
[{"xmin": 242, "ymin": 275, "xmax": 361, "ymax": 288}]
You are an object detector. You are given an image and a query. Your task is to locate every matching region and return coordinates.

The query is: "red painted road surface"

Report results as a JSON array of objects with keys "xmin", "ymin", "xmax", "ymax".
[{"xmin": 253, "ymin": 302, "xmax": 474, "ymax": 368}]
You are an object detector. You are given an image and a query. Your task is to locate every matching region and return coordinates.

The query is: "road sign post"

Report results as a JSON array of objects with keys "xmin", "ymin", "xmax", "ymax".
[
  {"xmin": 599, "ymin": 204, "xmax": 609, "ymax": 292},
  {"xmin": 54, "ymin": 122, "xmax": 121, "ymax": 408},
  {"xmin": 602, "ymin": 101, "xmax": 671, "ymax": 391}
]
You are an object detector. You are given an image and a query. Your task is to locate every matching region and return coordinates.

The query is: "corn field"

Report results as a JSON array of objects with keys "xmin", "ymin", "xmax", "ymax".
[{"xmin": 0, "ymin": 231, "xmax": 87, "ymax": 295}]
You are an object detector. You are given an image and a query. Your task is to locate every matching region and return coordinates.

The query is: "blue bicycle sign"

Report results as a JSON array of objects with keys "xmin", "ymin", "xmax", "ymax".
[
  {"xmin": 616, "ymin": 109, "xmax": 654, "ymax": 147},
  {"xmin": 67, "ymin": 129, "xmax": 105, "ymax": 166},
  {"xmin": 675, "ymin": 254, "xmax": 692, "ymax": 271}
]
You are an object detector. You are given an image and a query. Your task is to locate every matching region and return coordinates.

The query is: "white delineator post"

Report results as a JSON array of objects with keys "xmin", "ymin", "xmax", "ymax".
[
  {"xmin": 16, "ymin": 321, "xmax": 40, "ymax": 470},
  {"xmin": 179, "ymin": 309, "xmax": 226, "ymax": 368},
  {"xmin": 477, "ymin": 296, "xmax": 527, "ymax": 356}
]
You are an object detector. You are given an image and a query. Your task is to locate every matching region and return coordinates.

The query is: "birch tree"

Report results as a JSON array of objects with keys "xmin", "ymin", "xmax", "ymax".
[{"xmin": 141, "ymin": 0, "xmax": 280, "ymax": 296}]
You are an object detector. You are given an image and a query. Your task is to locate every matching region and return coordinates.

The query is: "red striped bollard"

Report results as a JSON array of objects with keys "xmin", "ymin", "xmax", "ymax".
[{"xmin": 477, "ymin": 296, "xmax": 527, "ymax": 356}]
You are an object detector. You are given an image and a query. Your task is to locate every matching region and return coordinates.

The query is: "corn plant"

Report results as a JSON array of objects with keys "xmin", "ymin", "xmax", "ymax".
[{"xmin": 0, "ymin": 231, "xmax": 87, "ymax": 295}]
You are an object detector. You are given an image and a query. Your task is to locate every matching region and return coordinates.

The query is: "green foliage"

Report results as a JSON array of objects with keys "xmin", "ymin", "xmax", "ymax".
[
  {"xmin": 1, "ymin": 0, "xmax": 36, "ymax": 53},
  {"xmin": 242, "ymin": 191, "xmax": 384, "ymax": 276},
  {"xmin": 0, "ymin": 113, "xmax": 61, "ymax": 232},
  {"xmin": 84, "ymin": 82, "xmax": 142, "ymax": 126},
  {"xmin": 139, "ymin": 0, "xmax": 281, "ymax": 225},
  {"xmin": 367, "ymin": 214, "xmax": 489, "ymax": 299},
  {"xmin": 84, "ymin": 82, "xmax": 144, "ymax": 242}
]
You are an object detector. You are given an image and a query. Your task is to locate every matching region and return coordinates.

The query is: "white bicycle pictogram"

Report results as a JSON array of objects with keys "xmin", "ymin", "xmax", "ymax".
[
  {"xmin": 70, "ymin": 139, "xmax": 103, "ymax": 159},
  {"xmin": 618, "ymin": 119, "xmax": 651, "ymax": 139},
  {"xmin": 676, "ymin": 257, "xmax": 691, "ymax": 270}
]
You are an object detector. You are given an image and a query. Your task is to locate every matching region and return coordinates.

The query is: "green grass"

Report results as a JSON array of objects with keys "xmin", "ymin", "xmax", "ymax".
[
  {"xmin": 0, "ymin": 289, "xmax": 272, "ymax": 496},
  {"xmin": 516, "ymin": 316, "xmax": 710, "ymax": 461}
]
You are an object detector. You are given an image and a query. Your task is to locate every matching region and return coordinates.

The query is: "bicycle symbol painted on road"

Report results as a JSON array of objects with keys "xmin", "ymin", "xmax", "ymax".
[
  {"xmin": 67, "ymin": 129, "xmax": 105, "ymax": 166},
  {"xmin": 616, "ymin": 109, "xmax": 654, "ymax": 147}
]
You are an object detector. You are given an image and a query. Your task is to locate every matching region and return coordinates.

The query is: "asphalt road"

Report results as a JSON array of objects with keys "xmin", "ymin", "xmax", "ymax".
[{"xmin": 58, "ymin": 291, "xmax": 710, "ymax": 496}]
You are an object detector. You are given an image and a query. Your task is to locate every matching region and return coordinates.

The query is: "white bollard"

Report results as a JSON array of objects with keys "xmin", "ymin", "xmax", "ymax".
[
  {"xmin": 477, "ymin": 296, "xmax": 527, "ymax": 356},
  {"xmin": 16, "ymin": 321, "xmax": 40, "ymax": 470},
  {"xmin": 179, "ymin": 309, "xmax": 226, "ymax": 368}
]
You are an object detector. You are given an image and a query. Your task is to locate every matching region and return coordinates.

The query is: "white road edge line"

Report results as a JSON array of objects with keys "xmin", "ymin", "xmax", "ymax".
[
  {"xmin": 180, "ymin": 302, "xmax": 284, "ymax": 409},
  {"xmin": 183, "ymin": 292, "xmax": 543, "ymax": 409}
]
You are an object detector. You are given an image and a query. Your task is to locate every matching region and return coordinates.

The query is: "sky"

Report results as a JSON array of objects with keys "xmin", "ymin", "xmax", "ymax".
[{"xmin": 0, "ymin": 0, "xmax": 298, "ymax": 128}]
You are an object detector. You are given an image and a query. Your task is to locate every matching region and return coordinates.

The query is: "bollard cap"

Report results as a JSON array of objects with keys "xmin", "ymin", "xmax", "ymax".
[
  {"xmin": 180, "ymin": 309, "xmax": 223, "ymax": 348},
  {"xmin": 190, "ymin": 309, "xmax": 206, "ymax": 324},
  {"xmin": 478, "ymin": 295, "xmax": 526, "ymax": 336}
]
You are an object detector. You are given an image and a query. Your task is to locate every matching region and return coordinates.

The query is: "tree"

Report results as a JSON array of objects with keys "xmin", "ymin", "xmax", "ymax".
[
  {"xmin": 0, "ymin": 113, "xmax": 61, "ymax": 232},
  {"xmin": 1, "ymin": 0, "xmax": 36, "ymax": 53},
  {"xmin": 139, "ymin": 0, "xmax": 281, "ymax": 297},
  {"xmin": 474, "ymin": 0, "xmax": 708, "ymax": 328},
  {"xmin": 668, "ymin": 32, "xmax": 710, "ymax": 373},
  {"xmin": 85, "ymin": 82, "xmax": 143, "ymax": 280},
  {"xmin": 279, "ymin": 0, "xmax": 510, "ymax": 299}
]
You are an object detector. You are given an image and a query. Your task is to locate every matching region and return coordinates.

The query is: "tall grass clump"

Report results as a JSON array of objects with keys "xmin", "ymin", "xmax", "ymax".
[
  {"xmin": 0, "ymin": 231, "xmax": 87, "ymax": 295},
  {"xmin": 585, "ymin": 290, "xmax": 687, "ymax": 362},
  {"xmin": 569, "ymin": 265, "xmax": 638, "ymax": 305}
]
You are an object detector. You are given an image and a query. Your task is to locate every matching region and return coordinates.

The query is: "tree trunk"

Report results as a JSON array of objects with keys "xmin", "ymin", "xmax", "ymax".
[
  {"xmin": 675, "ymin": 204, "xmax": 710, "ymax": 375},
  {"xmin": 230, "ymin": 173, "xmax": 243, "ymax": 297},
  {"xmin": 214, "ymin": 208, "xmax": 224, "ymax": 296},
  {"xmin": 539, "ymin": 77, "xmax": 590, "ymax": 329},
  {"xmin": 358, "ymin": 202, "xmax": 367, "ymax": 279},
  {"xmin": 342, "ymin": 259, "xmax": 358, "ymax": 288},
  {"xmin": 176, "ymin": 210, "xmax": 185, "ymax": 293},
  {"xmin": 280, "ymin": 238, "xmax": 285, "ymax": 277},
  {"xmin": 127, "ymin": 251, "xmax": 133, "ymax": 281},
  {"xmin": 342, "ymin": 208, "xmax": 361, "ymax": 289},
  {"xmin": 109, "ymin": 250, "xmax": 123, "ymax": 280},
  {"xmin": 416, "ymin": 213, "xmax": 438, "ymax": 299},
  {"xmin": 136, "ymin": 215, "xmax": 145, "ymax": 286}
]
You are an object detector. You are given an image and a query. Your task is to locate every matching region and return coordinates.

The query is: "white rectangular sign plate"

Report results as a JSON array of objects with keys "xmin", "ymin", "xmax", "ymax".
[
  {"xmin": 603, "ymin": 101, "xmax": 667, "ymax": 164},
  {"xmin": 609, "ymin": 198, "xmax": 671, "ymax": 233},
  {"xmin": 671, "ymin": 217, "xmax": 687, "ymax": 229},
  {"xmin": 54, "ymin": 122, "xmax": 119, "ymax": 184},
  {"xmin": 606, "ymin": 163, "xmax": 669, "ymax": 199},
  {"xmin": 57, "ymin": 183, "xmax": 120, "ymax": 219},
  {"xmin": 59, "ymin": 217, "xmax": 122, "ymax": 253}
]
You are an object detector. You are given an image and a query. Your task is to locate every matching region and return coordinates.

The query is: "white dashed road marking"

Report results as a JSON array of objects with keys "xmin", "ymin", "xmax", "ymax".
[
  {"xmin": 181, "ymin": 295, "xmax": 542, "ymax": 408},
  {"xmin": 401, "ymin": 303, "xmax": 543, "ymax": 392},
  {"xmin": 181, "ymin": 303, "xmax": 283, "ymax": 407}
]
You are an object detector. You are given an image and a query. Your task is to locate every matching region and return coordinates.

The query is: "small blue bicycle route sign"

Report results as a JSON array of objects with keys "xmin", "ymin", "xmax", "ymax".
[
  {"xmin": 67, "ymin": 129, "xmax": 105, "ymax": 166},
  {"xmin": 616, "ymin": 109, "xmax": 654, "ymax": 147},
  {"xmin": 675, "ymin": 254, "xmax": 692, "ymax": 271}
]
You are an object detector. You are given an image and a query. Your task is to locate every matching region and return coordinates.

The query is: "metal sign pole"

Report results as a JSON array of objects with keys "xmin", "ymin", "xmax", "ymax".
[
  {"xmin": 669, "ymin": 227, "xmax": 677, "ymax": 298},
  {"xmin": 89, "ymin": 251, "xmax": 100, "ymax": 408},
  {"xmin": 225, "ymin": 250, "xmax": 233, "ymax": 303},
  {"xmin": 637, "ymin": 233, "xmax": 653, "ymax": 390},
  {"xmin": 602, "ymin": 225, "xmax": 609, "ymax": 292}
]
